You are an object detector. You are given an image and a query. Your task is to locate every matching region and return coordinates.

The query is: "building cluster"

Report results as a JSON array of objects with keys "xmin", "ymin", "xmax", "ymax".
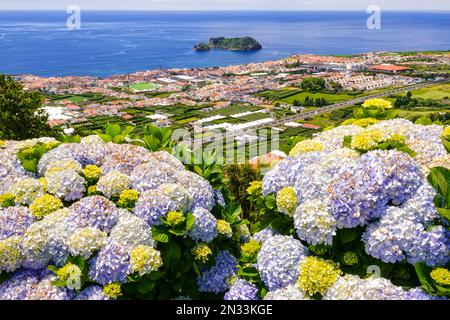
[{"xmin": 15, "ymin": 51, "xmax": 447, "ymax": 129}]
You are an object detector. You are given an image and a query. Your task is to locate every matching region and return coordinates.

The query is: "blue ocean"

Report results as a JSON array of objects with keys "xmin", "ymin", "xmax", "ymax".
[{"xmin": 0, "ymin": 11, "xmax": 449, "ymax": 77}]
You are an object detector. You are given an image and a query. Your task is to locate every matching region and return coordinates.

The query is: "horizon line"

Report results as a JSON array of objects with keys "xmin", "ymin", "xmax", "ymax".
[{"xmin": 1, "ymin": 9, "xmax": 450, "ymax": 12}]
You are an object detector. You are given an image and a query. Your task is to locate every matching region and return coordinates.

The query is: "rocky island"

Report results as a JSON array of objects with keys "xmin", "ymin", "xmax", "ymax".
[{"xmin": 194, "ymin": 36, "xmax": 262, "ymax": 51}]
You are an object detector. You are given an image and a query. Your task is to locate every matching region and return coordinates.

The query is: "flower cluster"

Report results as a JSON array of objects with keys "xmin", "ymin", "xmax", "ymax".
[
  {"xmin": 0, "ymin": 138, "xmax": 220, "ymax": 300},
  {"xmin": 256, "ymin": 235, "xmax": 308, "ymax": 291},
  {"xmin": 197, "ymin": 250, "xmax": 238, "ymax": 294},
  {"xmin": 224, "ymin": 279, "xmax": 259, "ymax": 300}
]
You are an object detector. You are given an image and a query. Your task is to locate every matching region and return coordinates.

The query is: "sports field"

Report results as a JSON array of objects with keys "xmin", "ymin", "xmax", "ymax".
[{"xmin": 129, "ymin": 82, "xmax": 158, "ymax": 91}]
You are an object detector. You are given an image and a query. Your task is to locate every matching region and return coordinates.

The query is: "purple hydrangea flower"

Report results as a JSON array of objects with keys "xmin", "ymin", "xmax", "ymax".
[
  {"xmin": 88, "ymin": 241, "xmax": 131, "ymax": 285},
  {"xmin": 256, "ymin": 235, "xmax": 308, "ymax": 291},
  {"xmin": 188, "ymin": 207, "xmax": 218, "ymax": 243},
  {"xmin": 224, "ymin": 279, "xmax": 259, "ymax": 300},
  {"xmin": 197, "ymin": 250, "xmax": 238, "ymax": 293}
]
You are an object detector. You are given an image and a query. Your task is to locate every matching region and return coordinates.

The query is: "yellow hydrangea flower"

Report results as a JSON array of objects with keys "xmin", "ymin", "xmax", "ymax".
[
  {"xmin": 430, "ymin": 268, "xmax": 450, "ymax": 286},
  {"xmin": 87, "ymin": 185, "xmax": 98, "ymax": 196},
  {"xmin": 351, "ymin": 129, "xmax": 387, "ymax": 151},
  {"xmin": 352, "ymin": 118, "xmax": 380, "ymax": 128},
  {"xmin": 442, "ymin": 127, "xmax": 450, "ymax": 139},
  {"xmin": 246, "ymin": 181, "xmax": 262, "ymax": 196},
  {"xmin": 29, "ymin": 194, "xmax": 63, "ymax": 219},
  {"xmin": 117, "ymin": 189, "xmax": 140, "ymax": 208},
  {"xmin": 0, "ymin": 193, "xmax": 15, "ymax": 208},
  {"xmin": 341, "ymin": 118, "xmax": 356, "ymax": 126},
  {"xmin": 289, "ymin": 140, "xmax": 324, "ymax": 157},
  {"xmin": 191, "ymin": 243, "xmax": 212, "ymax": 263},
  {"xmin": 240, "ymin": 240, "xmax": 261, "ymax": 260},
  {"xmin": 166, "ymin": 211, "xmax": 185, "ymax": 226},
  {"xmin": 83, "ymin": 165, "xmax": 102, "ymax": 181},
  {"xmin": 0, "ymin": 140, "xmax": 5, "ymax": 148},
  {"xmin": 56, "ymin": 263, "xmax": 82, "ymax": 290},
  {"xmin": 362, "ymin": 98, "xmax": 393, "ymax": 110},
  {"xmin": 103, "ymin": 283, "xmax": 122, "ymax": 299},
  {"xmin": 390, "ymin": 134, "xmax": 406, "ymax": 143},
  {"xmin": 276, "ymin": 186, "xmax": 297, "ymax": 216},
  {"xmin": 297, "ymin": 256, "xmax": 342, "ymax": 296},
  {"xmin": 217, "ymin": 220, "xmax": 233, "ymax": 238},
  {"xmin": 0, "ymin": 236, "xmax": 23, "ymax": 272},
  {"xmin": 130, "ymin": 245, "xmax": 163, "ymax": 276}
]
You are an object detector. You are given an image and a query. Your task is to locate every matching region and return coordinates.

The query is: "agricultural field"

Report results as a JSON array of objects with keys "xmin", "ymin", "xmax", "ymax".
[
  {"xmin": 257, "ymin": 88, "xmax": 354, "ymax": 105},
  {"xmin": 410, "ymin": 83, "xmax": 450, "ymax": 100}
]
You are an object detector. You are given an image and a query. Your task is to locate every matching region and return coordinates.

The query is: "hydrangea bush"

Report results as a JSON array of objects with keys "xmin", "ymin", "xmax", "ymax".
[
  {"xmin": 243, "ymin": 119, "xmax": 449, "ymax": 300},
  {"xmin": 0, "ymin": 136, "xmax": 246, "ymax": 300}
]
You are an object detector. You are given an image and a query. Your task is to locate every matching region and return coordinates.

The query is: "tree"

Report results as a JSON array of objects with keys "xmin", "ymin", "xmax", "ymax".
[
  {"xmin": 0, "ymin": 75, "xmax": 53, "ymax": 140},
  {"xmin": 300, "ymin": 77, "xmax": 326, "ymax": 92}
]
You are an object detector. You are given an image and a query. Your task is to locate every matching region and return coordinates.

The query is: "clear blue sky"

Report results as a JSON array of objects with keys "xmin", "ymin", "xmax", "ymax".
[{"xmin": 1, "ymin": 0, "xmax": 449, "ymax": 11}]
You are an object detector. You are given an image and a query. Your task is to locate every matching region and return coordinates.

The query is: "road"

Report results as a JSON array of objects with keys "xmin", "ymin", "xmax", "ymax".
[{"xmin": 193, "ymin": 80, "xmax": 447, "ymax": 145}]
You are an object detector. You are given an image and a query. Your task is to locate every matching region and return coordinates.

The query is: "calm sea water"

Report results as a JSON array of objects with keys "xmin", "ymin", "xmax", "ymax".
[{"xmin": 0, "ymin": 11, "xmax": 449, "ymax": 77}]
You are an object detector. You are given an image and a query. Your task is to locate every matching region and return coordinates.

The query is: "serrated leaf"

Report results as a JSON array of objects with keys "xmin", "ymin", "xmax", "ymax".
[{"xmin": 152, "ymin": 227, "xmax": 170, "ymax": 243}]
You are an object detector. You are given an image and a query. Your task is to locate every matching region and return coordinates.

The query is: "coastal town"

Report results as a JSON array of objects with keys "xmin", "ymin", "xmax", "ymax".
[{"xmin": 16, "ymin": 51, "xmax": 449, "ymax": 141}]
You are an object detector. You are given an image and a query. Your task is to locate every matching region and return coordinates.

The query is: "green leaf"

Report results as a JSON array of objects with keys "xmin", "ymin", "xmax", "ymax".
[
  {"xmin": 143, "ymin": 135, "xmax": 161, "ymax": 152},
  {"xmin": 381, "ymin": 109, "xmax": 398, "ymax": 120},
  {"xmin": 436, "ymin": 207, "xmax": 450, "ymax": 221},
  {"xmin": 441, "ymin": 137, "xmax": 450, "ymax": 153},
  {"xmin": 112, "ymin": 134, "xmax": 126, "ymax": 144},
  {"xmin": 414, "ymin": 263, "xmax": 436, "ymax": 294},
  {"xmin": 185, "ymin": 213, "xmax": 195, "ymax": 231},
  {"xmin": 98, "ymin": 134, "xmax": 112, "ymax": 143},
  {"xmin": 21, "ymin": 158, "xmax": 38, "ymax": 173},
  {"xmin": 338, "ymin": 228, "xmax": 360, "ymax": 244},
  {"xmin": 343, "ymin": 135, "xmax": 353, "ymax": 148},
  {"xmin": 137, "ymin": 280, "xmax": 155, "ymax": 295},
  {"xmin": 47, "ymin": 265, "xmax": 59, "ymax": 274},
  {"xmin": 122, "ymin": 125, "xmax": 135, "ymax": 136},
  {"xmin": 264, "ymin": 195, "xmax": 276, "ymax": 210},
  {"xmin": 105, "ymin": 124, "xmax": 121, "ymax": 138},
  {"xmin": 152, "ymin": 227, "xmax": 170, "ymax": 243}
]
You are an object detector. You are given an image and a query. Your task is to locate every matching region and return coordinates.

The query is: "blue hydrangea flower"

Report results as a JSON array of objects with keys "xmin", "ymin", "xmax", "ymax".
[
  {"xmin": 328, "ymin": 150, "xmax": 422, "ymax": 228},
  {"xmin": 133, "ymin": 183, "xmax": 191, "ymax": 226},
  {"xmin": 176, "ymin": 171, "xmax": 215, "ymax": 211},
  {"xmin": 405, "ymin": 288, "xmax": 443, "ymax": 300},
  {"xmin": 252, "ymin": 227, "xmax": 279, "ymax": 244},
  {"xmin": 0, "ymin": 269, "xmax": 72, "ymax": 300},
  {"xmin": 363, "ymin": 207, "xmax": 450, "ymax": 266},
  {"xmin": 188, "ymin": 207, "xmax": 218, "ymax": 243},
  {"xmin": 263, "ymin": 154, "xmax": 321, "ymax": 196},
  {"xmin": 75, "ymin": 286, "xmax": 110, "ymax": 300},
  {"xmin": 256, "ymin": 235, "xmax": 308, "ymax": 291},
  {"xmin": 88, "ymin": 241, "xmax": 131, "ymax": 285},
  {"xmin": 197, "ymin": 250, "xmax": 238, "ymax": 293},
  {"xmin": 130, "ymin": 162, "xmax": 178, "ymax": 193},
  {"xmin": 68, "ymin": 196, "xmax": 119, "ymax": 232},
  {"xmin": 0, "ymin": 206, "xmax": 35, "ymax": 240},
  {"xmin": 224, "ymin": 279, "xmax": 259, "ymax": 300}
]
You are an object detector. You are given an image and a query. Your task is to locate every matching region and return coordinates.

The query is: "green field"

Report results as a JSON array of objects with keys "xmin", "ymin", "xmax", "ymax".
[
  {"xmin": 279, "ymin": 91, "xmax": 352, "ymax": 104},
  {"xmin": 257, "ymin": 88, "xmax": 354, "ymax": 105},
  {"xmin": 129, "ymin": 82, "xmax": 158, "ymax": 91},
  {"xmin": 411, "ymin": 83, "xmax": 450, "ymax": 100}
]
